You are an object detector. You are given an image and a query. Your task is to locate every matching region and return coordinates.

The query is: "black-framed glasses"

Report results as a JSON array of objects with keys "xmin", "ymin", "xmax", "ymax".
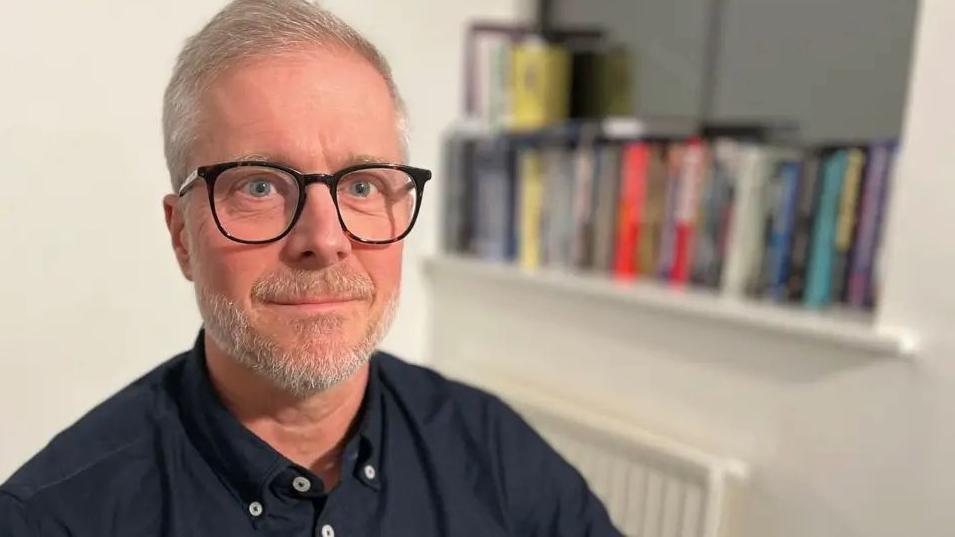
[{"xmin": 178, "ymin": 161, "xmax": 432, "ymax": 245}]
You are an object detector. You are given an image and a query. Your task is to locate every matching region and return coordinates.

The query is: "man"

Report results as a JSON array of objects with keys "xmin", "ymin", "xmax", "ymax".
[{"xmin": 0, "ymin": 1, "xmax": 620, "ymax": 535}]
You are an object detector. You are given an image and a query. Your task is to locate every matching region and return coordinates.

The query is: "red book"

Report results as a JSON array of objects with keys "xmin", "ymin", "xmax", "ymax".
[
  {"xmin": 613, "ymin": 143, "xmax": 650, "ymax": 278},
  {"xmin": 671, "ymin": 138, "xmax": 707, "ymax": 285}
]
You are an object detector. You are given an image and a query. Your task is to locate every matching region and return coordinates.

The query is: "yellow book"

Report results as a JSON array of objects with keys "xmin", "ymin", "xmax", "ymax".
[
  {"xmin": 835, "ymin": 148, "xmax": 865, "ymax": 249},
  {"xmin": 518, "ymin": 149, "xmax": 544, "ymax": 270},
  {"xmin": 831, "ymin": 148, "xmax": 866, "ymax": 300},
  {"xmin": 510, "ymin": 39, "xmax": 570, "ymax": 130}
]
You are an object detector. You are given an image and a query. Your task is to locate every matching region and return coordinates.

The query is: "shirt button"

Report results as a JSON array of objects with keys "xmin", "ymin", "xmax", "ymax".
[
  {"xmin": 292, "ymin": 476, "xmax": 312, "ymax": 493},
  {"xmin": 248, "ymin": 501, "xmax": 263, "ymax": 517},
  {"xmin": 363, "ymin": 464, "xmax": 376, "ymax": 480},
  {"xmin": 320, "ymin": 523, "xmax": 335, "ymax": 537}
]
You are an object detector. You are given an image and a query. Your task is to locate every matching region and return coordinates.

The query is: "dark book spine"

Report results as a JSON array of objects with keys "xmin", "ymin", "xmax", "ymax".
[
  {"xmin": 504, "ymin": 141, "xmax": 519, "ymax": 261},
  {"xmin": 785, "ymin": 152, "xmax": 822, "ymax": 302},
  {"xmin": 768, "ymin": 160, "xmax": 802, "ymax": 301},
  {"xmin": 690, "ymin": 148, "xmax": 719, "ymax": 287},
  {"xmin": 750, "ymin": 161, "xmax": 784, "ymax": 298},
  {"xmin": 441, "ymin": 135, "xmax": 474, "ymax": 254}
]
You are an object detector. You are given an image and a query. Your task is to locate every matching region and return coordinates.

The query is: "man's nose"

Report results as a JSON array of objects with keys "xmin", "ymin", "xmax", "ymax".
[{"xmin": 280, "ymin": 184, "xmax": 351, "ymax": 268}]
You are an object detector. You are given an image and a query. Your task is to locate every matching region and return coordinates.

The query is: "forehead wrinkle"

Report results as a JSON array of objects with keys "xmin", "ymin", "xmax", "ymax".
[{"xmin": 228, "ymin": 151, "xmax": 392, "ymax": 171}]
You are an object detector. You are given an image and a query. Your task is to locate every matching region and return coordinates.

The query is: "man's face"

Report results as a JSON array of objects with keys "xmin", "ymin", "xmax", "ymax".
[{"xmin": 165, "ymin": 47, "xmax": 405, "ymax": 396}]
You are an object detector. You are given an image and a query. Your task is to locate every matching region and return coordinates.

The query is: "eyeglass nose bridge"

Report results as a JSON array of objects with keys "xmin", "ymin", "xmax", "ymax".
[
  {"xmin": 297, "ymin": 173, "xmax": 342, "ymax": 209},
  {"xmin": 301, "ymin": 172, "xmax": 337, "ymax": 190},
  {"xmin": 287, "ymin": 172, "xmax": 350, "ymax": 242},
  {"xmin": 295, "ymin": 171, "xmax": 345, "ymax": 222}
]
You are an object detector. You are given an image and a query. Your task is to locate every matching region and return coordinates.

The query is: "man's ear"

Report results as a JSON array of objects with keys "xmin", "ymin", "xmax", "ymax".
[{"xmin": 163, "ymin": 194, "xmax": 194, "ymax": 281}]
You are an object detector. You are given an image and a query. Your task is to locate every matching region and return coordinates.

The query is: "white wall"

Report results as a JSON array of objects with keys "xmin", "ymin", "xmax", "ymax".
[
  {"xmin": 429, "ymin": 0, "xmax": 955, "ymax": 535},
  {"xmin": 0, "ymin": 0, "xmax": 528, "ymax": 481}
]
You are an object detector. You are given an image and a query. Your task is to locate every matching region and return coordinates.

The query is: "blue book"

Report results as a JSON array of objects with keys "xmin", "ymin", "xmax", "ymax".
[
  {"xmin": 768, "ymin": 160, "xmax": 802, "ymax": 301},
  {"xmin": 804, "ymin": 150, "xmax": 848, "ymax": 308}
]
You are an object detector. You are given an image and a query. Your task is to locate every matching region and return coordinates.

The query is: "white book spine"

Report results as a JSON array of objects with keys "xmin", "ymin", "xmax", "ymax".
[{"xmin": 721, "ymin": 144, "xmax": 773, "ymax": 297}]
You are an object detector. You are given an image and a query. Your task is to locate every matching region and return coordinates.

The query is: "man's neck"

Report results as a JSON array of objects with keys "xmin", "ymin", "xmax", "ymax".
[{"xmin": 203, "ymin": 334, "xmax": 370, "ymax": 490}]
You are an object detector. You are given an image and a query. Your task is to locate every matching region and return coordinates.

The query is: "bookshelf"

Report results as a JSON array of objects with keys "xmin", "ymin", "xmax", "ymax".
[
  {"xmin": 430, "ymin": 19, "xmax": 919, "ymax": 367},
  {"xmin": 426, "ymin": 254, "xmax": 916, "ymax": 358}
]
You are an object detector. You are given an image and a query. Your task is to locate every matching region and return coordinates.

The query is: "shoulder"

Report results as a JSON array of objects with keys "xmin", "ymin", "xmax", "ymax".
[
  {"xmin": 0, "ymin": 352, "xmax": 189, "ymax": 503},
  {"xmin": 373, "ymin": 352, "xmax": 552, "ymax": 474},
  {"xmin": 373, "ymin": 351, "xmax": 525, "ymax": 434},
  {"xmin": 374, "ymin": 353, "xmax": 619, "ymax": 535}
]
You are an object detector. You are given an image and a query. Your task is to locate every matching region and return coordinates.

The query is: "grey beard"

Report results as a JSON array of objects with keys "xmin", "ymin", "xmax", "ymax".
[{"xmin": 194, "ymin": 275, "xmax": 397, "ymax": 398}]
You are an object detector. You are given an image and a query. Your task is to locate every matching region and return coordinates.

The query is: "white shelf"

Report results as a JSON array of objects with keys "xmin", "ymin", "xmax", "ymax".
[{"xmin": 424, "ymin": 254, "xmax": 917, "ymax": 358}]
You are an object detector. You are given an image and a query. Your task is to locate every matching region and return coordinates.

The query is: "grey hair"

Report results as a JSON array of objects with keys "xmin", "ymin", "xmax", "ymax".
[{"xmin": 162, "ymin": 0, "xmax": 408, "ymax": 191}]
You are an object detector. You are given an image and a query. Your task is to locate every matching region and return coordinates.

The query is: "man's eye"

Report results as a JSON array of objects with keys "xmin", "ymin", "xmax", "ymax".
[
  {"xmin": 346, "ymin": 180, "xmax": 379, "ymax": 198},
  {"xmin": 245, "ymin": 179, "xmax": 274, "ymax": 197}
]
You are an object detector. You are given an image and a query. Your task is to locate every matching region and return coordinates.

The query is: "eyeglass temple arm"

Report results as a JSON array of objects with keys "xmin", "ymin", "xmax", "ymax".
[{"xmin": 177, "ymin": 170, "xmax": 200, "ymax": 196}]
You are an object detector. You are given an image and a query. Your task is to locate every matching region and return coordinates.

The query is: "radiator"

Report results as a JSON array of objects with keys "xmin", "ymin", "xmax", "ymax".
[{"xmin": 484, "ymin": 376, "xmax": 748, "ymax": 537}]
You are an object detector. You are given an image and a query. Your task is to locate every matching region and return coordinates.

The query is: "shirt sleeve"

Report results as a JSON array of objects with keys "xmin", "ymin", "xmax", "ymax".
[
  {"xmin": 0, "ymin": 492, "xmax": 37, "ymax": 537},
  {"xmin": 490, "ymin": 399, "xmax": 624, "ymax": 537}
]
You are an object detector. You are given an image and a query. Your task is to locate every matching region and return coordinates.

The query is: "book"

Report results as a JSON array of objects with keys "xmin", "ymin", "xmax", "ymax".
[
  {"xmin": 542, "ymin": 144, "xmax": 576, "ymax": 269},
  {"xmin": 691, "ymin": 138, "xmax": 738, "ymax": 288},
  {"xmin": 470, "ymin": 137, "xmax": 513, "ymax": 261},
  {"xmin": 721, "ymin": 144, "xmax": 775, "ymax": 297},
  {"xmin": 440, "ymin": 133, "xmax": 475, "ymax": 254},
  {"xmin": 848, "ymin": 142, "xmax": 896, "ymax": 308},
  {"xmin": 710, "ymin": 141, "xmax": 740, "ymax": 288},
  {"xmin": 516, "ymin": 146, "xmax": 545, "ymax": 269},
  {"xmin": 569, "ymin": 48, "xmax": 602, "ymax": 120},
  {"xmin": 470, "ymin": 31, "xmax": 512, "ymax": 126},
  {"xmin": 751, "ymin": 160, "xmax": 782, "ymax": 297},
  {"xmin": 689, "ymin": 150, "xmax": 717, "ymax": 286},
  {"xmin": 637, "ymin": 144, "xmax": 668, "ymax": 276},
  {"xmin": 591, "ymin": 144, "xmax": 623, "ymax": 272},
  {"xmin": 831, "ymin": 148, "xmax": 866, "ymax": 302},
  {"xmin": 596, "ymin": 47, "xmax": 635, "ymax": 117},
  {"xmin": 656, "ymin": 143, "xmax": 685, "ymax": 280},
  {"xmin": 785, "ymin": 150, "xmax": 822, "ymax": 302},
  {"xmin": 613, "ymin": 142, "xmax": 650, "ymax": 279},
  {"xmin": 571, "ymin": 127, "xmax": 600, "ymax": 268},
  {"xmin": 671, "ymin": 138, "xmax": 708, "ymax": 285},
  {"xmin": 511, "ymin": 37, "xmax": 571, "ymax": 130},
  {"xmin": 804, "ymin": 149, "xmax": 849, "ymax": 308},
  {"xmin": 766, "ymin": 158, "xmax": 802, "ymax": 301},
  {"xmin": 488, "ymin": 37, "xmax": 513, "ymax": 128},
  {"xmin": 570, "ymin": 46, "xmax": 634, "ymax": 119},
  {"xmin": 867, "ymin": 144, "xmax": 896, "ymax": 309}
]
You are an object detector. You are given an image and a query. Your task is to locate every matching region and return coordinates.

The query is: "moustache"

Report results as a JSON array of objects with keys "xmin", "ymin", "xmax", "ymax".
[{"xmin": 251, "ymin": 266, "xmax": 376, "ymax": 304}]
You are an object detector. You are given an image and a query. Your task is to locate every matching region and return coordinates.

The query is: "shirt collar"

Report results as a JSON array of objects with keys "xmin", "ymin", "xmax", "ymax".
[{"xmin": 176, "ymin": 330, "xmax": 385, "ymax": 507}]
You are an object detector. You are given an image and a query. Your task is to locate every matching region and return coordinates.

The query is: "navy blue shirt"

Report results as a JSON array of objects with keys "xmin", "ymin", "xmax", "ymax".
[{"xmin": 1, "ymin": 333, "xmax": 621, "ymax": 536}]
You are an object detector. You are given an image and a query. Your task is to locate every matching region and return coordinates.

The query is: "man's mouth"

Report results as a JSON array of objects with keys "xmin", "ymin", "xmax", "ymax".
[{"xmin": 262, "ymin": 295, "xmax": 366, "ymax": 314}]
